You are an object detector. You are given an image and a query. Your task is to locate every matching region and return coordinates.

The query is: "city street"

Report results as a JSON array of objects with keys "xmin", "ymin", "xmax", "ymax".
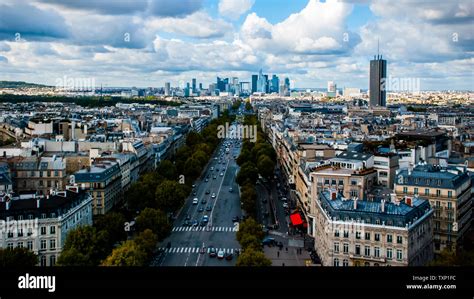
[{"xmin": 153, "ymin": 130, "xmax": 243, "ymax": 266}]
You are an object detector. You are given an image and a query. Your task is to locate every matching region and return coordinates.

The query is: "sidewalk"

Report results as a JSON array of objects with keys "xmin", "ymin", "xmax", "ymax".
[{"xmin": 263, "ymin": 244, "xmax": 312, "ymax": 266}]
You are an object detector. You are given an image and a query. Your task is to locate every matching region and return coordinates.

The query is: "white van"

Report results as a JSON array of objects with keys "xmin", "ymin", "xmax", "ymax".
[{"xmin": 193, "ymin": 198, "xmax": 199, "ymax": 205}]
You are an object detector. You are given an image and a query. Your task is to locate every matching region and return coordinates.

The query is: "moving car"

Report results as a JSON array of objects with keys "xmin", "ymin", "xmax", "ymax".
[
  {"xmin": 220, "ymin": 172, "xmax": 224, "ymax": 176},
  {"xmin": 205, "ymin": 190, "xmax": 210, "ymax": 194},
  {"xmin": 202, "ymin": 215, "xmax": 209, "ymax": 223},
  {"xmin": 208, "ymin": 246, "xmax": 217, "ymax": 257},
  {"xmin": 262, "ymin": 237, "xmax": 276, "ymax": 246},
  {"xmin": 211, "ymin": 193, "xmax": 216, "ymax": 199},
  {"xmin": 192, "ymin": 198, "xmax": 198, "ymax": 205},
  {"xmin": 225, "ymin": 253, "xmax": 233, "ymax": 261},
  {"xmin": 206, "ymin": 205, "xmax": 212, "ymax": 211},
  {"xmin": 232, "ymin": 216, "xmax": 240, "ymax": 222},
  {"xmin": 217, "ymin": 249, "xmax": 225, "ymax": 259},
  {"xmin": 185, "ymin": 214, "xmax": 191, "ymax": 220},
  {"xmin": 192, "ymin": 220, "xmax": 198, "ymax": 227},
  {"xmin": 229, "ymin": 187, "xmax": 233, "ymax": 193},
  {"xmin": 201, "ymin": 198, "xmax": 207, "ymax": 204},
  {"xmin": 282, "ymin": 203, "xmax": 289, "ymax": 209},
  {"xmin": 183, "ymin": 220, "xmax": 191, "ymax": 226},
  {"xmin": 198, "ymin": 207, "xmax": 204, "ymax": 212}
]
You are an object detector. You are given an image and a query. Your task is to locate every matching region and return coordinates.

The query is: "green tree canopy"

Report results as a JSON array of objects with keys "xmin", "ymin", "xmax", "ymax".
[
  {"xmin": 236, "ymin": 161, "xmax": 258, "ymax": 186},
  {"xmin": 155, "ymin": 180, "xmax": 187, "ymax": 213},
  {"xmin": 135, "ymin": 208, "xmax": 171, "ymax": 241},
  {"xmin": 94, "ymin": 212, "xmax": 127, "ymax": 248},
  {"xmin": 257, "ymin": 154, "xmax": 275, "ymax": 180},
  {"xmin": 186, "ymin": 131, "xmax": 203, "ymax": 147},
  {"xmin": 236, "ymin": 217, "xmax": 264, "ymax": 244},
  {"xmin": 101, "ymin": 240, "xmax": 147, "ymax": 266},
  {"xmin": 156, "ymin": 160, "xmax": 177, "ymax": 180},
  {"xmin": 134, "ymin": 229, "xmax": 158, "ymax": 257},
  {"xmin": 236, "ymin": 247, "xmax": 271, "ymax": 266},
  {"xmin": 0, "ymin": 248, "xmax": 37, "ymax": 267}
]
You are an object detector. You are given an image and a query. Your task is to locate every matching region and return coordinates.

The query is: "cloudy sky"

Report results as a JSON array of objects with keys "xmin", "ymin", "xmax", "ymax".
[{"xmin": 0, "ymin": 0, "xmax": 472, "ymax": 90}]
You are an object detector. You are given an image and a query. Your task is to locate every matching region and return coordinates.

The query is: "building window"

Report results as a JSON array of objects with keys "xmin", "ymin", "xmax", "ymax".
[
  {"xmin": 414, "ymin": 187, "xmax": 418, "ymax": 195},
  {"xmin": 364, "ymin": 246, "xmax": 370, "ymax": 257},
  {"xmin": 343, "ymin": 243, "xmax": 349, "ymax": 254},
  {"xmin": 27, "ymin": 241, "xmax": 33, "ymax": 250},
  {"xmin": 334, "ymin": 242, "xmax": 339, "ymax": 253},
  {"xmin": 7, "ymin": 243, "xmax": 13, "ymax": 249},
  {"xmin": 338, "ymin": 179, "xmax": 344, "ymax": 186},
  {"xmin": 17, "ymin": 229, "xmax": 23, "ymax": 237},
  {"xmin": 355, "ymin": 245, "xmax": 361, "ymax": 255},
  {"xmin": 447, "ymin": 223, "xmax": 452, "ymax": 232},
  {"xmin": 387, "ymin": 234, "xmax": 393, "ymax": 243},
  {"xmin": 375, "ymin": 233, "xmax": 380, "ymax": 241},
  {"xmin": 365, "ymin": 232, "xmax": 370, "ymax": 240},
  {"xmin": 424, "ymin": 188, "xmax": 429, "ymax": 196},
  {"xmin": 343, "ymin": 230, "xmax": 349, "ymax": 238},
  {"xmin": 331, "ymin": 179, "xmax": 336, "ymax": 185},
  {"xmin": 403, "ymin": 187, "xmax": 408, "ymax": 194},
  {"xmin": 447, "ymin": 191, "xmax": 452, "ymax": 198},
  {"xmin": 343, "ymin": 259, "xmax": 349, "ymax": 267},
  {"xmin": 447, "ymin": 202, "xmax": 452, "ymax": 210},
  {"xmin": 334, "ymin": 230, "xmax": 340, "ymax": 237},
  {"xmin": 436, "ymin": 190, "xmax": 441, "ymax": 197},
  {"xmin": 50, "ymin": 239, "xmax": 56, "ymax": 250},
  {"xmin": 41, "ymin": 226, "xmax": 46, "ymax": 235},
  {"xmin": 41, "ymin": 255, "xmax": 47, "ymax": 267},
  {"xmin": 7, "ymin": 231, "xmax": 13, "ymax": 238},
  {"xmin": 40, "ymin": 240, "xmax": 47, "ymax": 250},
  {"xmin": 364, "ymin": 262, "xmax": 370, "ymax": 267},
  {"xmin": 397, "ymin": 236, "xmax": 403, "ymax": 244},
  {"xmin": 397, "ymin": 249, "xmax": 403, "ymax": 261},
  {"xmin": 333, "ymin": 258, "xmax": 340, "ymax": 267},
  {"xmin": 355, "ymin": 232, "xmax": 361, "ymax": 239},
  {"xmin": 17, "ymin": 242, "xmax": 23, "ymax": 248},
  {"xmin": 374, "ymin": 247, "xmax": 380, "ymax": 257},
  {"xmin": 50, "ymin": 226, "xmax": 56, "ymax": 234},
  {"xmin": 324, "ymin": 179, "xmax": 330, "ymax": 185},
  {"xmin": 50, "ymin": 255, "xmax": 56, "ymax": 266},
  {"xmin": 387, "ymin": 248, "xmax": 392, "ymax": 259}
]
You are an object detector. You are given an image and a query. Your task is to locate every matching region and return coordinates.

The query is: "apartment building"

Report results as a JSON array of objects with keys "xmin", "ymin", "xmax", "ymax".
[
  {"xmin": 394, "ymin": 164, "xmax": 471, "ymax": 252},
  {"xmin": 0, "ymin": 188, "xmax": 92, "ymax": 266},
  {"xmin": 312, "ymin": 190, "xmax": 433, "ymax": 266},
  {"xmin": 73, "ymin": 161, "xmax": 122, "ymax": 215}
]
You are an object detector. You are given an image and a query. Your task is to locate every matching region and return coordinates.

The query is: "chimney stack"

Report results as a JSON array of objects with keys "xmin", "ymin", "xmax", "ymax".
[
  {"xmin": 36, "ymin": 198, "xmax": 40, "ymax": 208},
  {"xmin": 381, "ymin": 199, "xmax": 385, "ymax": 213},
  {"xmin": 353, "ymin": 198, "xmax": 358, "ymax": 210},
  {"xmin": 6, "ymin": 199, "xmax": 11, "ymax": 210}
]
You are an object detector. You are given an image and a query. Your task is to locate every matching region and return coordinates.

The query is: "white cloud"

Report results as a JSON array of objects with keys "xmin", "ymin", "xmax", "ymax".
[
  {"xmin": 218, "ymin": 0, "xmax": 254, "ymax": 20},
  {"xmin": 147, "ymin": 11, "xmax": 233, "ymax": 39}
]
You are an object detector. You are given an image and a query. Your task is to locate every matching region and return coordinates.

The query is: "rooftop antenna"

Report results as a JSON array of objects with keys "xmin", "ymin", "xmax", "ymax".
[{"xmin": 377, "ymin": 38, "xmax": 380, "ymax": 59}]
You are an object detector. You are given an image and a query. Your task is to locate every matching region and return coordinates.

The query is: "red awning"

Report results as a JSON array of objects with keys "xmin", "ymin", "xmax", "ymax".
[{"xmin": 290, "ymin": 213, "xmax": 303, "ymax": 226}]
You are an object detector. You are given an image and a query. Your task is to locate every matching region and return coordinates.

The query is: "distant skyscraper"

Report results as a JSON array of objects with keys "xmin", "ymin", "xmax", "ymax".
[
  {"xmin": 199, "ymin": 83, "xmax": 203, "ymax": 90},
  {"xmin": 185, "ymin": 82, "xmax": 190, "ymax": 97},
  {"xmin": 271, "ymin": 75, "xmax": 280, "ymax": 93},
  {"xmin": 164, "ymin": 82, "xmax": 170, "ymax": 96},
  {"xmin": 251, "ymin": 75, "xmax": 258, "ymax": 93},
  {"xmin": 327, "ymin": 81, "xmax": 337, "ymax": 98},
  {"xmin": 217, "ymin": 77, "xmax": 228, "ymax": 92},
  {"xmin": 369, "ymin": 53, "xmax": 387, "ymax": 107},
  {"xmin": 257, "ymin": 69, "xmax": 268, "ymax": 93},
  {"xmin": 280, "ymin": 77, "xmax": 290, "ymax": 96},
  {"xmin": 192, "ymin": 78, "xmax": 196, "ymax": 93}
]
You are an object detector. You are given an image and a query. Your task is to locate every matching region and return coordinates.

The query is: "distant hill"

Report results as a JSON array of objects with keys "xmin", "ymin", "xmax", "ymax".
[{"xmin": 0, "ymin": 81, "xmax": 50, "ymax": 88}]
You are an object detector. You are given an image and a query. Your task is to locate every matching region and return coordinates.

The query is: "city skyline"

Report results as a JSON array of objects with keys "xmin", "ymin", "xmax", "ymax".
[{"xmin": 0, "ymin": 0, "xmax": 473, "ymax": 90}]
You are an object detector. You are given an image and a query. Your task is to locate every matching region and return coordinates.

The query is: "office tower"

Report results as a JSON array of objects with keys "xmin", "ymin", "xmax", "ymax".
[
  {"xmin": 251, "ymin": 75, "xmax": 258, "ymax": 93},
  {"xmin": 257, "ymin": 69, "xmax": 268, "ymax": 93},
  {"xmin": 199, "ymin": 83, "xmax": 203, "ymax": 91},
  {"xmin": 192, "ymin": 78, "xmax": 196, "ymax": 93},
  {"xmin": 369, "ymin": 53, "xmax": 387, "ymax": 107},
  {"xmin": 327, "ymin": 81, "xmax": 337, "ymax": 98},
  {"xmin": 164, "ymin": 82, "xmax": 170, "ymax": 96},
  {"xmin": 271, "ymin": 75, "xmax": 280, "ymax": 93},
  {"xmin": 185, "ymin": 82, "xmax": 190, "ymax": 97},
  {"xmin": 217, "ymin": 77, "xmax": 228, "ymax": 92},
  {"xmin": 264, "ymin": 74, "xmax": 269, "ymax": 93}
]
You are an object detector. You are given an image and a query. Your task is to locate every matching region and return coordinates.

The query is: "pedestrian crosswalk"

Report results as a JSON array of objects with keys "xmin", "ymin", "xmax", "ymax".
[
  {"xmin": 171, "ymin": 226, "xmax": 238, "ymax": 232},
  {"xmin": 158, "ymin": 247, "xmax": 239, "ymax": 254}
]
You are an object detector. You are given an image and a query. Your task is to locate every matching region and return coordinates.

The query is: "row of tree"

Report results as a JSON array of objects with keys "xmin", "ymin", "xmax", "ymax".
[
  {"xmin": 234, "ymin": 103, "xmax": 274, "ymax": 266},
  {"xmin": 56, "ymin": 111, "xmax": 235, "ymax": 266},
  {"xmin": 235, "ymin": 114, "xmax": 276, "ymax": 218},
  {"xmin": 235, "ymin": 217, "xmax": 272, "ymax": 266}
]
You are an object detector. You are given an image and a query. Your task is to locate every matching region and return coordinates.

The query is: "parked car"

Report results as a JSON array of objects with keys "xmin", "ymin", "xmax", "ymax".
[
  {"xmin": 225, "ymin": 253, "xmax": 233, "ymax": 261},
  {"xmin": 262, "ymin": 237, "xmax": 276, "ymax": 246}
]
